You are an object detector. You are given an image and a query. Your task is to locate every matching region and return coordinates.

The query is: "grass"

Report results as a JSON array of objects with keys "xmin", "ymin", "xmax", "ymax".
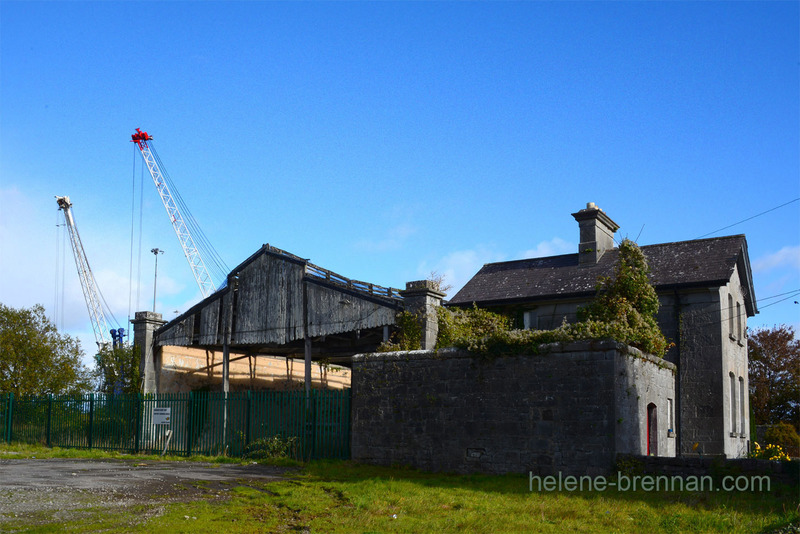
[
  {"xmin": 1, "ymin": 443, "xmax": 797, "ymax": 533},
  {"xmin": 0, "ymin": 441, "xmax": 299, "ymax": 465}
]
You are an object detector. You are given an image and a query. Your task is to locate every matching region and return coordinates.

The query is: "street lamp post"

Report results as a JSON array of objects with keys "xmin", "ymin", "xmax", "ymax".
[{"xmin": 151, "ymin": 248, "xmax": 164, "ymax": 312}]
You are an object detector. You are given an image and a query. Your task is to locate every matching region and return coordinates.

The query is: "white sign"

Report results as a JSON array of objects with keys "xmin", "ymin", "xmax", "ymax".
[{"xmin": 153, "ymin": 407, "xmax": 171, "ymax": 426}]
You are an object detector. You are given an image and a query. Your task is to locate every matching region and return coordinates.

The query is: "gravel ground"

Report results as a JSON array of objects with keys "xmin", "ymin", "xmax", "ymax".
[{"xmin": 0, "ymin": 457, "xmax": 288, "ymax": 529}]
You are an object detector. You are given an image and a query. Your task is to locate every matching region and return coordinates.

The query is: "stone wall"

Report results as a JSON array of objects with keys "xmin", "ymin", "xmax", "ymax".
[
  {"xmin": 352, "ymin": 342, "xmax": 675, "ymax": 476},
  {"xmin": 617, "ymin": 454, "xmax": 798, "ymax": 487}
]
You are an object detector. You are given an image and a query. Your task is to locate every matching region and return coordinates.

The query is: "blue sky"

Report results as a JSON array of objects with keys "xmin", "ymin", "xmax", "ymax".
[{"xmin": 1, "ymin": 1, "xmax": 798, "ymax": 363}]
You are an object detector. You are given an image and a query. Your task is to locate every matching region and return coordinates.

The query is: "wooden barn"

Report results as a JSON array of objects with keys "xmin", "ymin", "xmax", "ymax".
[{"xmin": 134, "ymin": 244, "xmax": 441, "ymax": 394}]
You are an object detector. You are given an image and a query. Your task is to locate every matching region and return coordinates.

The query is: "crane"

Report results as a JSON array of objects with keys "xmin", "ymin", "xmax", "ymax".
[
  {"xmin": 56, "ymin": 196, "xmax": 114, "ymax": 349},
  {"xmin": 130, "ymin": 128, "xmax": 218, "ymax": 299}
]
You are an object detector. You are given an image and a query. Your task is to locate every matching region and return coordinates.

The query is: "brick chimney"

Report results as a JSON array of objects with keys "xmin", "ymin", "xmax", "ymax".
[{"xmin": 571, "ymin": 202, "xmax": 620, "ymax": 266}]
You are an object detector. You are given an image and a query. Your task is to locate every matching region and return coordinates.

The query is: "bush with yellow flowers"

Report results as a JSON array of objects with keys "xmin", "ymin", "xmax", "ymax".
[{"xmin": 748, "ymin": 442, "xmax": 792, "ymax": 462}]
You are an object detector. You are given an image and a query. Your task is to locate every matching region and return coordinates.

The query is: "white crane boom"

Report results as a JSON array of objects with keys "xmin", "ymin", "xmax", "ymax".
[
  {"xmin": 55, "ymin": 196, "xmax": 112, "ymax": 349},
  {"xmin": 130, "ymin": 129, "xmax": 216, "ymax": 299}
]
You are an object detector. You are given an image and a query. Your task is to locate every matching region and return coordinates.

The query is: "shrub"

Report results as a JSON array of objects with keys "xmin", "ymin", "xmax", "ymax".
[
  {"xmin": 576, "ymin": 238, "xmax": 668, "ymax": 357},
  {"xmin": 378, "ymin": 310, "xmax": 424, "ymax": 352},
  {"xmin": 388, "ymin": 240, "xmax": 670, "ymax": 358},
  {"xmin": 748, "ymin": 441, "xmax": 792, "ymax": 462},
  {"xmin": 764, "ymin": 422, "xmax": 800, "ymax": 458},
  {"xmin": 436, "ymin": 305, "xmax": 511, "ymax": 351},
  {"xmin": 242, "ymin": 435, "xmax": 299, "ymax": 460}
]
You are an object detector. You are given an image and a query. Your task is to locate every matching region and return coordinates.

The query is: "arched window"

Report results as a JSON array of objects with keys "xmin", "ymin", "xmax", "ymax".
[
  {"xmin": 647, "ymin": 403, "xmax": 658, "ymax": 456},
  {"xmin": 728, "ymin": 295, "xmax": 735, "ymax": 340},
  {"xmin": 739, "ymin": 376, "xmax": 746, "ymax": 437},
  {"xmin": 736, "ymin": 302, "xmax": 743, "ymax": 341},
  {"xmin": 729, "ymin": 372, "xmax": 737, "ymax": 435}
]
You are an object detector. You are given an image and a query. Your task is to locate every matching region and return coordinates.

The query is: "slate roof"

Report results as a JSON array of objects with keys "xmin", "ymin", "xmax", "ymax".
[{"xmin": 449, "ymin": 234, "xmax": 757, "ymax": 315}]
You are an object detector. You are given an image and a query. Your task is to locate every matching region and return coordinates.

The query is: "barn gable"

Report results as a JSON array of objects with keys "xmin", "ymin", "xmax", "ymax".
[{"xmin": 154, "ymin": 244, "xmax": 402, "ymax": 358}]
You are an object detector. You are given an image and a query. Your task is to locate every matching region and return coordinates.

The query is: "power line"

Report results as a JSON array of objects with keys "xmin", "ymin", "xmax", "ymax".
[
  {"xmin": 697, "ymin": 197, "xmax": 800, "ymax": 239},
  {"xmin": 756, "ymin": 290, "xmax": 800, "ymax": 311}
]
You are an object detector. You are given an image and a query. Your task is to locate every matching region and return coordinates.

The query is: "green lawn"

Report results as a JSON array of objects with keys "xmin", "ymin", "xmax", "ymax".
[{"xmin": 1, "ymin": 444, "xmax": 797, "ymax": 533}]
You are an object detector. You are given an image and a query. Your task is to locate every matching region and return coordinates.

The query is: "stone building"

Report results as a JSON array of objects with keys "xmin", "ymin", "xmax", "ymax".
[{"xmin": 447, "ymin": 203, "xmax": 757, "ymax": 459}]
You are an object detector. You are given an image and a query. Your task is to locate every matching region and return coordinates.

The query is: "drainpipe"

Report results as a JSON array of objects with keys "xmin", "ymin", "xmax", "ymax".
[{"xmin": 674, "ymin": 290, "xmax": 682, "ymax": 457}]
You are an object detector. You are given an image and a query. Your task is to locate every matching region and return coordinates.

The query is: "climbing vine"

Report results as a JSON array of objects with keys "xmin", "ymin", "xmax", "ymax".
[
  {"xmin": 431, "ymin": 239, "xmax": 670, "ymax": 357},
  {"xmin": 378, "ymin": 310, "xmax": 423, "ymax": 352}
]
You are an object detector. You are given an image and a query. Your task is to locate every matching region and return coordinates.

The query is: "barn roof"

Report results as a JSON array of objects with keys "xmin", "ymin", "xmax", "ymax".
[
  {"xmin": 448, "ymin": 234, "xmax": 757, "ymax": 316},
  {"xmin": 154, "ymin": 244, "xmax": 403, "ymax": 358}
]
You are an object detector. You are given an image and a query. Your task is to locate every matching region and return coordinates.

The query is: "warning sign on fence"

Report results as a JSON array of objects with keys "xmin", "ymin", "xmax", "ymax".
[{"xmin": 153, "ymin": 407, "xmax": 171, "ymax": 425}]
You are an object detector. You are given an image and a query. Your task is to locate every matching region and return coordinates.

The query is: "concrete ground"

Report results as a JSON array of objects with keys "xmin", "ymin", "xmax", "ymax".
[{"xmin": 0, "ymin": 457, "xmax": 288, "ymax": 527}]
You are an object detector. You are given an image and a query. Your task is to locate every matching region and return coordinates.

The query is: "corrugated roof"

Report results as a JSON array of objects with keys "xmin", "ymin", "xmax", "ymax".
[{"xmin": 449, "ymin": 235, "xmax": 752, "ymax": 308}]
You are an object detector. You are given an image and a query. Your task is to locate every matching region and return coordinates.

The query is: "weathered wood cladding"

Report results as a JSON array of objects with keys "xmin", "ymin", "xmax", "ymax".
[
  {"xmin": 231, "ymin": 252, "xmax": 305, "ymax": 345},
  {"xmin": 156, "ymin": 293, "xmax": 224, "ymax": 347},
  {"xmin": 305, "ymin": 279, "xmax": 399, "ymax": 338},
  {"xmin": 198, "ymin": 298, "xmax": 221, "ymax": 345},
  {"xmin": 154, "ymin": 246, "xmax": 401, "ymax": 349}
]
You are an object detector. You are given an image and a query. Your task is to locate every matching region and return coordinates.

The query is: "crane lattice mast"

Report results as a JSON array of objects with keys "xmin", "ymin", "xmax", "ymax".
[
  {"xmin": 131, "ymin": 128, "xmax": 216, "ymax": 298},
  {"xmin": 56, "ymin": 196, "xmax": 112, "ymax": 349}
]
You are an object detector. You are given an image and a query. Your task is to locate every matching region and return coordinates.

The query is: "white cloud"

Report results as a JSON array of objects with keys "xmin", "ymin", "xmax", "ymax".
[
  {"xmin": 353, "ymin": 222, "xmax": 418, "ymax": 252},
  {"xmin": 519, "ymin": 237, "xmax": 574, "ymax": 259},
  {"xmin": 418, "ymin": 247, "xmax": 507, "ymax": 298},
  {"xmin": 415, "ymin": 237, "xmax": 573, "ymax": 298},
  {"xmin": 753, "ymin": 245, "xmax": 800, "ymax": 273},
  {"xmin": 0, "ymin": 187, "xmax": 60, "ymax": 311}
]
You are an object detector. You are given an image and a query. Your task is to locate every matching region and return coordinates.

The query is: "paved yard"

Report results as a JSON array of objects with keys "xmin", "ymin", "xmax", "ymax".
[{"xmin": 0, "ymin": 457, "xmax": 288, "ymax": 526}]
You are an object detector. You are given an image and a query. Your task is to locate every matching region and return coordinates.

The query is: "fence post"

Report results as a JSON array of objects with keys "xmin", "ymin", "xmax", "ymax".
[
  {"xmin": 306, "ymin": 390, "xmax": 316, "ymax": 461},
  {"xmin": 134, "ymin": 393, "xmax": 141, "ymax": 454},
  {"xmin": 345, "ymin": 389, "xmax": 351, "ymax": 460},
  {"xmin": 87, "ymin": 393, "xmax": 94, "ymax": 450},
  {"xmin": 46, "ymin": 394, "xmax": 52, "ymax": 448},
  {"xmin": 245, "ymin": 390, "xmax": 251, "ymax": 448},
  {"xmin": 4, "ymin": 393, "xmax": 12, "ymax": 443},
  {"xmin": 186, "ymin": 391, "xmax": 193, "ymax": 457}
]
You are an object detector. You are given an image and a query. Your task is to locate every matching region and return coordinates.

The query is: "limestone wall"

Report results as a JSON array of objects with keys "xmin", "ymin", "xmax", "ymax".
[{"xmin": 351, "ymin": 342, "xmax": 675, "ymax": 476}]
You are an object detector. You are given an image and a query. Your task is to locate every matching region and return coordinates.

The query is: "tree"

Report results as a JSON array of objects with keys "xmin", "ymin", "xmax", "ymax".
[
  {"xmin": 94, "ymin": 344, "xmax": 142, "ymax": 394},
  {"xmin": 576, "ymin": 238, "xmax": 669, "ymax": 356},
  {"xmin": 0, "ymin": 303, "xmax": 92, "ymax": 396},
  {"xmin": 748, "ymin": 324, "xmax": 800, "ymax": 430}
]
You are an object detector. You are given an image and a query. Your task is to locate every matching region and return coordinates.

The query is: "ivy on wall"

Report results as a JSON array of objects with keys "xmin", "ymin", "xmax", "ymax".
[{"xmin": 385, "ymin": 239, "xmax": 670, "ymax": 357}]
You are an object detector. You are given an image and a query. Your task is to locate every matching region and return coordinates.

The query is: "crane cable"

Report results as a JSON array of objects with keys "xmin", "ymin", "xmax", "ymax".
[
  {"xmin": 127, "ymin": 145, "xmax": 146, "ymax": 339},
  {"xmin": 150, "ymin": 146, "xmax": 229, "ymax": 285},
  {"xmin": 128, "ymin": 145, "xmax": 138, "ymax": 334},
  {"xmin": 53, "ymin": 208, "xmax": 65, "ymax": 330},
  {"xmin": 136, "ymin": 154, "xmax": 145, "ymax": 314}
]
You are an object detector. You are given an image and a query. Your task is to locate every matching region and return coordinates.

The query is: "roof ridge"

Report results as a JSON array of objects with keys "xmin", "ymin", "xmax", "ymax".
[
  {"xmin": 639, "ymin": 234, "xmax": 745, "ymax": 249},
  {"xmin": 478, "ymin": 234, "xmax": 746, "ymax": 269}
]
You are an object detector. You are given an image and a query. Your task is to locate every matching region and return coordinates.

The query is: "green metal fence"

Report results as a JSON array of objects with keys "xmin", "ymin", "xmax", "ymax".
[{"xmin": 0, "ymin": 389, "xmax": 350, "ymax": 460}]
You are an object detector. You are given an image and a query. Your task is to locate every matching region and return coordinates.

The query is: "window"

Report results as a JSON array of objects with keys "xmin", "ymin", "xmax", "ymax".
[
  {"xmin": 667, "ymin": 398, "xmax": 674, "ymax": 437},
  {"xmin": 647, "ymin": 403, "xmax": 658, "ymax": 456},
  {"xmin": 736, "ymin": 302, "xmax": 742, "ymax": 341},
  {"xmin": 739, "ymin": 377, "xmax": 746, "ymax": 437},
  {"xmin": 523, "ymin": 310, "xmax": 538, "ymax": 330},
  {"xmin": 728, "ymin": 295, "xmax": 735, "ymax": 340},
  {"xmin": 729, "ymin": 372, "xmax": 737, "ymax": 435}
]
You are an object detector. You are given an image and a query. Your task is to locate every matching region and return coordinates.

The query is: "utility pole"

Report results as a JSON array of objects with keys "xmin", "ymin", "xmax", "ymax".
[{"xmin": 151, "ymin": 248, "xmax": 164, "ymax": 312}]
